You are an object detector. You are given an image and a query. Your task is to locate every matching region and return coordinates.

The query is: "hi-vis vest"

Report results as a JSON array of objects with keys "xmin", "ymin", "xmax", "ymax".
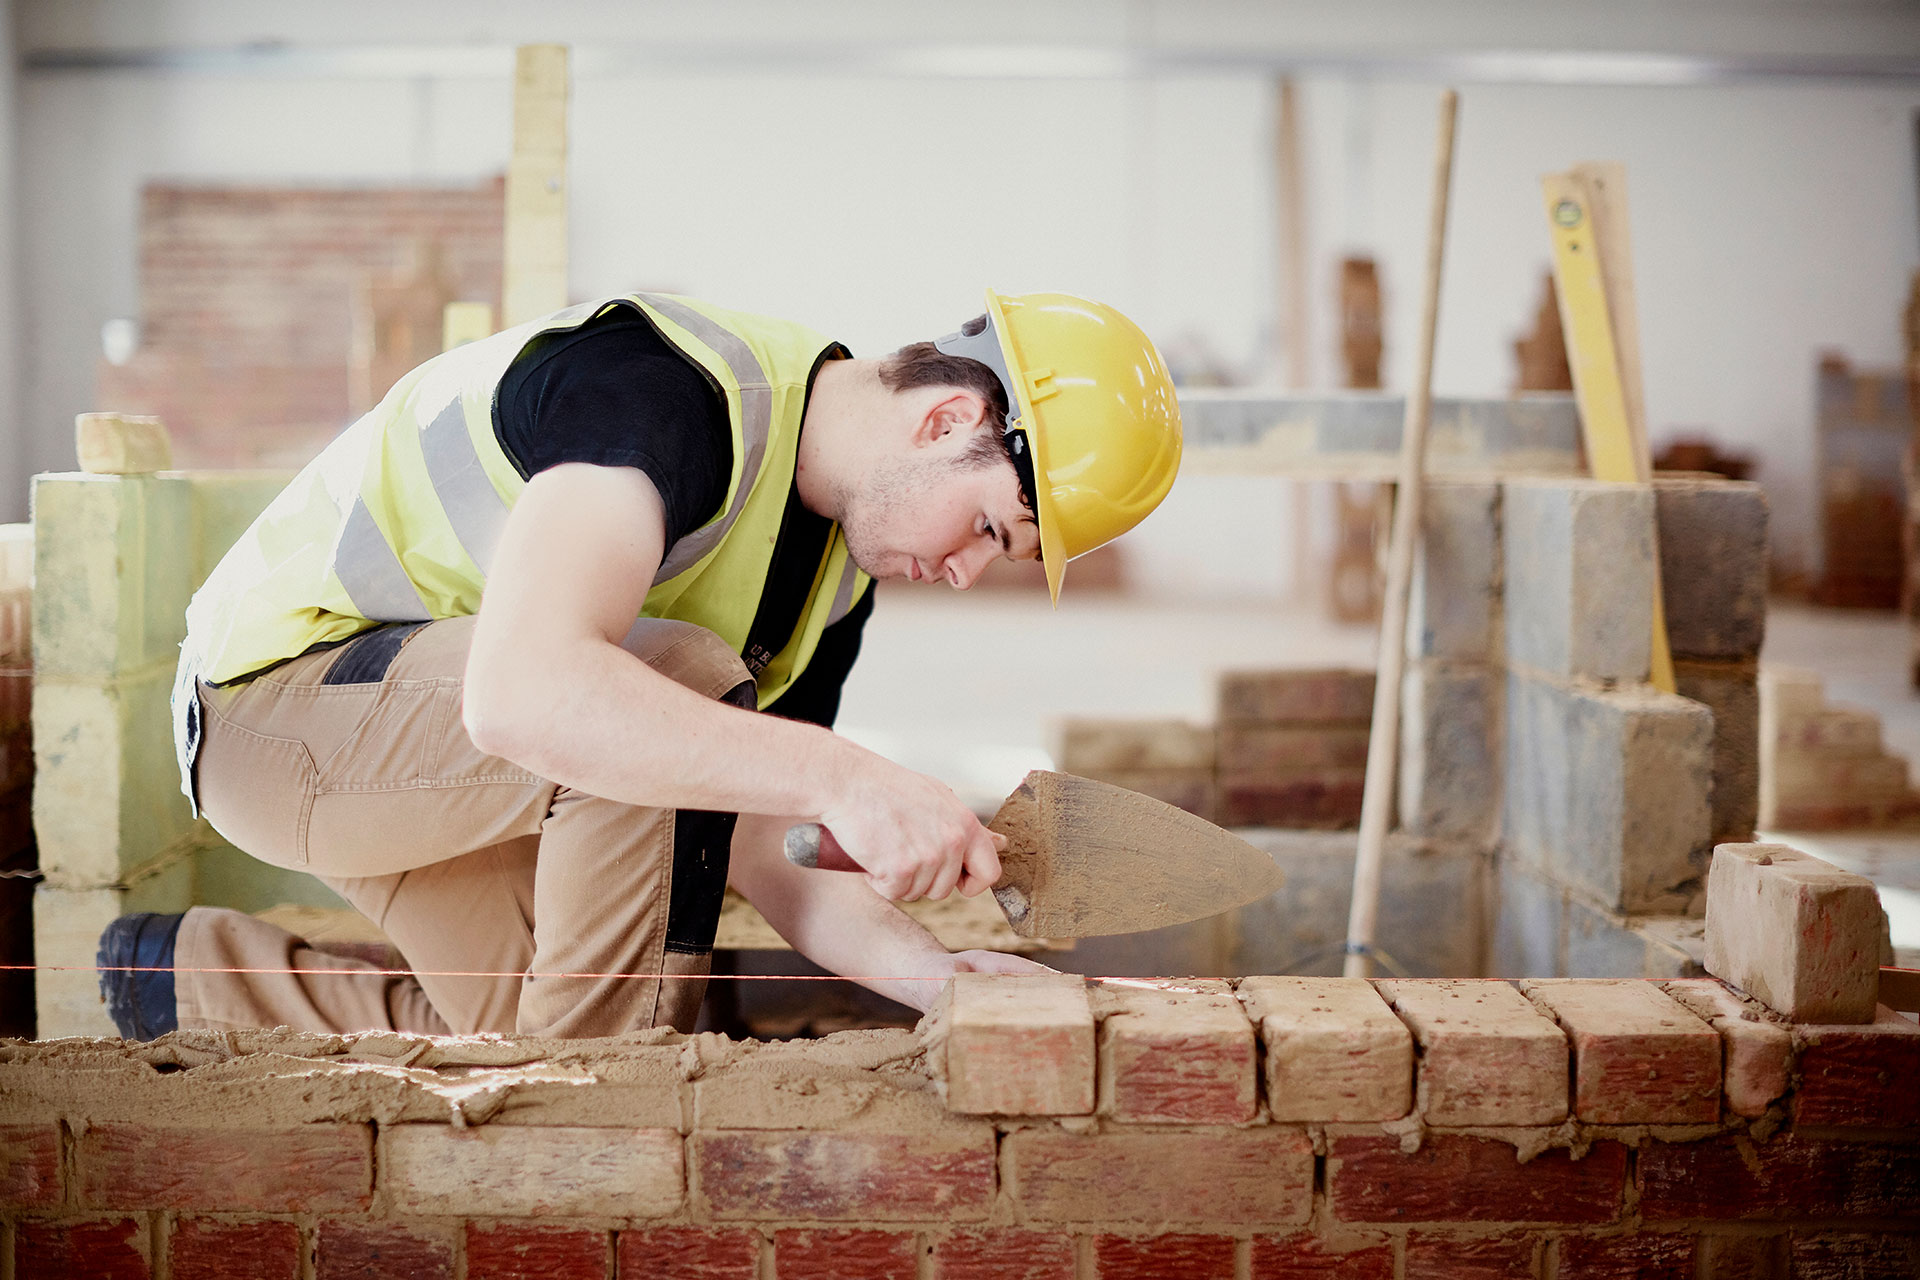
[{"xmin": 172, "ymin": 293, "xmax": 872, "ymax": 797}]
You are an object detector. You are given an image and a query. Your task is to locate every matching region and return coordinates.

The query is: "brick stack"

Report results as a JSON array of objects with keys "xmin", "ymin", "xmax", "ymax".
[
  {"xmin": 1216, "ymin": 669, "xmax": 1374, "ymax": 828},
  {"xmin": 1814, "ymin": 353, "xmax": 1909, "ymax": 608},
  {"xmin": 1759, "ymin": 668, "xmax": 1920, "ymax": 829},
  {"xmin": 5, "ymin": 843, "xmax": 1912, "ymax": 1280},
  {"xmin": 1051, "ymin": 718, "xmax": 1217, "ymax": 822}
]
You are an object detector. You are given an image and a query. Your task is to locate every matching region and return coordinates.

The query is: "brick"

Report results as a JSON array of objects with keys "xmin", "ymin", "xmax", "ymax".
[
  {"xmin": 1239, "ymin": 976, "xmax": 1412, "ymax": 1121},
  {"xmin": 31, "ymin": 473, "xmax": 193, "ymax": 680},
  {"xmin": 381, "ymin": 1124, "xmax": 682, "ymax": 1217},
  {"xmin": 1054, "ymin": 718, "xmax": 1214, "ymax": 772},
  {"xmin": 1409, "ymin": 479, "xmax": 1501, "ymax": 661},
  {"xmin": 17, "ymin": 1217, "xmax": 152, "ymax": 1279},
  {"xmin": 1010, "ymin": 1127, "xmax": 1312, "ymax": 1225},
  {"xmin": 1503, "ymin": 674, "xmax": 1713, "ymax": 914},
  {"xmin": 1774, "ymin": 708, "xmax": 1882, "ymax": 756},
  {"xmin": 1771, "ymin": 754, "xmax": 1911, "ymax": 804},
  {"xmin": 1790, "ymin": 1233, "xmax": 1920, "ymax": 1279},
  {"xmin": 932, "ymin": 972, "xmax": 1094, "ymax": 1116},
  {"xmin": 695, "ymin": 1127, "xmax": 995, "ymax": 1221},
  {"xmin": 1654, "ymin": 477, "xmax": 1769, "ymax": 661},
  {"xmin": 1791, "ymin": 1006, "xmax": 1920, "ymax": 1128},
  {"xmin": 77, "ymin": 413, "xmax": 175, "ymax": 474},
  {"xmin": 1218, "ymin": 769, "xmax": 1366, "ymax": 828},
  {"xmin": 1330, "ymin": 1134, "xmax": 1626, "ymax": 1224},
  {"xmin": 1397, "ymin": 661, "xmax": 1499, "ymax": 843},
  {"xmin": 932, "ymin": 1229, "xmax": 1076, "ymax": 1280},
  {"xmin": 1638, "ymin": 1136, "xmax": 1920, "ymax": 1220},
  {"xmin": 1218, "ymin": 668, "xmax": 1375, "ymax": 726},
  {"xmin": 1557, "ymin": 1231, "xmax": 1692, "ymax": 1278},
  {"xmin": 0, "ymin": 1122, "xmax": 63, "ymax": 1207},
  {"xmin": 315, "ymin": 1220, "xmax": 453, "ymax": 1280},
  {"xmin": 1703, "ymin": 843, "xmax": 1883, "ymax": 1023},
  {"xmin": 1071, "ymin": 768, "xmax": 1217, "ymax": 821},
  {"xmin": 170, "ymin": 1218, "xmax": 302, "ymax": 1280},
  {"xmin": 1503, "ymin": 477, "xmax": 1655, "ymax": 681},
  {"xmin": 1093, "ymin": 1233, "xmax": 1236, "ymax": 1279},
  {"xmin": 1375, "ymin": 980, "xmax": 1567, "ymax": 1125},
  {"xmin": 1403, "ymin": 1232, "xmax": 1538, "ymax": 1278},
  {"xmin": 466, "ymin": 1224, "xmax": 607, "ymax": 1280},
  {"xmin": 1694, "ymin": 1233, "xmax": 1787, "ymax": 1279},
  {"xmin": 1218, "ymin": 724, "xmax": 1369, "ymax": 773},
  {"xmin": 615, "ymin": 1227, "xmax": 760, "ymax": 1279},
  {"xmin": 1675, "ymin": 660, "xmax": 1760, "ymax": 844},
  {"xmin": 1521, "ymin": 980, "xmax": 1720, "ymax": 1123},
  {"xmin": 1095, "ymin": 979, "xmax": 1256, "ymax": 1123},
  {"xmin": 1662, "ymin": 978, "xmax": 1794, "ymax": 1117},
  {"xmin": 77, "ymin": 1123, "xmax": 372, "ymax": 1211},
  {"xmin": 1249, "ymin": 1234, "xmax": 1394, "ymax": 1278},
  {"xmin": 773, "ymin": 1229, "xmax": 917, "ymax": 1280}
]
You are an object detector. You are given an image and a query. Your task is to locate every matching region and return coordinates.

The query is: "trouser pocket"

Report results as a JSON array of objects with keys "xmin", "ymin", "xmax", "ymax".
[{"xmin": 196, "ymin": 706, "xmax": 319, "ymax": 869}]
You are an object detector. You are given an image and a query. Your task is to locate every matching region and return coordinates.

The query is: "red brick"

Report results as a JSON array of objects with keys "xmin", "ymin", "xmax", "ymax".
[
  {"xmin": 1694, "ymin": 1233, "xmax": 1787, "ymax": 1279},
  {"xmin": 1218, "ymin": 724, "xmax": 1371, "ymax": 772},
  {"xmin": 467, "ymin": 1223, "xmax": 607, "ymax": 1280},
  {"xmin": 78, "ymin": 1123, "xmax": 371, "ymax": 1212},
  {"xmin": 1250, "ymin": 1234, "xmax": 1395, "ymax": 1278},
  {"xmin": 0, "ymin": 1122, "xmax": 63, "ymax": 1207},
  {"xmin": 1329, "ymin": 1135, "xmax": 1626, "ymax": 1224},
  {"xmin": 694, "ymin": 1128, "xmax": 994, "ymax": 1221},
  {"xmin": 773, "ymin": 1228, "xmax": 917, "ymax": 1279},
  {"xmin": 1093, "ymin": 1233, "xmax": 1235, "ymax": 1279},
  {"xmin": 936, "ymin": 973, "xmax": 1095, "ymax": 1116},
  {"xmin": 616, "ymin": 1227, "xmax": 760, "ymax": 1279},
  {"xmin": 1096, "ymin": 980, "xmax": 1256, "ymax": 1124},
  {"xmin": 1792, "ymin": 1008, "xmax": 1920, "ymax": 1128},
  {"xmin": 1218, "ymin": 770, "xmax": 1367, "ymax": 828},
  {"xmin": 1218, "ymin": 668, "xmax": 1375, "ymax": 725},
  {"xmin": 932, "ymin": 1229, "xmax": 1076, "ymax": 1280},
  {"xmin": 315, "ymin": 1220, "xmax": 453, "ymax": 1280},
  {"xmin": 1523, "ymin": 980, "xmax": 1721, "ymax": 1124},
  {"xmin": 1556, "ymin": 1231, "xmax": 1692, "ymax": 1278},
  {"xmin": 1010, "ymin": 1127, "xmax": 1312, "ymax": 1225},
  {"xmin": 1404, "ymin": 1233, "xmax": 1538, "ymax": 1279},
  {"xmin": 170, "ymin": 1218, "xmax": 302, "ymax": 1280},
  {"xmin": 1662, "ymin": 979, "xmax": 1794, "ymax": 1117},
  {"xmin": 1790, "ymin": 1232, "xmax": 1920, "ymax": 1279},
  {"xmin": 1638, "ymin": 1136, "xmax": 1920, "ymax": 1221},
  {"xmin": 16, "ymin": 1217, "xmax": 152, "ymax": 1279}
]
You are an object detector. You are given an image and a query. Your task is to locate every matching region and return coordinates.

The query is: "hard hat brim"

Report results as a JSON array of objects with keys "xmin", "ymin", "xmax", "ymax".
[{"xmin": 982, "ymin": 288, "xmax": 1067, "ymax": 606}]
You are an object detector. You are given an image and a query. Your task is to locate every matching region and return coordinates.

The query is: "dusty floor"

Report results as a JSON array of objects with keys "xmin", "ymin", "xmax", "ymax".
[{"xmin": 840, "ymin": 587, "xmax": 1920, "ymax": 965}]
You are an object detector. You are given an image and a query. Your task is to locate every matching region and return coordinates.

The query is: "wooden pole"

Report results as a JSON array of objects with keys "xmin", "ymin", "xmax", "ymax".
[{"xmin": 1342, "ymin": 90, "xmax": 1459, "ymax": 979}]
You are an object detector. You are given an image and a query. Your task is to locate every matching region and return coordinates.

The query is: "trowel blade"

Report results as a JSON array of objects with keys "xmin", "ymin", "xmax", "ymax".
[{"xmin": 986, "ymin": 770, "xmax": 1286, "ymax": 939}]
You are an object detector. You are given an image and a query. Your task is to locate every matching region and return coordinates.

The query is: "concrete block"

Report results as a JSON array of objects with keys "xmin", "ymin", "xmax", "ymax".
[
  {"xmin": 33, "ymin": 861, "xmax": 194, "ymax": 1039},
  {"xmin": 1052, "ymin": 718, "xmax": 1214, "ymax": 773},
  {"xmin": 1218, "ymin": 768, "xmax": 1365, "ymax": 828},
  {"xmin": 1238, "ymin": 976, "xmax": 1413, "ymax": 1121},
  {"xmin": 76, "ymin": 413, "xmax": 173, "ymax": 475},
  {"xmin": 1374, "ymin": 979, "xmax": 1568, "ymax": 1125},
  {"xmin": 183, "ymin": 470, "xmax": 294, "ymax": 584},
  {"xmin": 1663, "ymin": 978, "xmax": 1793, "ymax": 1117},
  {"xmin": 1564, "ymin": 896, "xmax": 1656, "ymax": 978},
  {"xmin": 194, "ymin": 839, "xmax": 351, "ymax": 914},
  {"xmin": 1093, "ymin": 979, "xmax": 1256, "ymax": 1123},
  {"xmin": 1408, "ymin": 479, "xmax": 1501, "ymax": 661},
  {"xmin": 33, "ymin": 667, "xmax": 195, "ymax": 885},
  {"xmin": 1217, "ymin": 668, "xmax": 1374, "ymax": 726},
  {"xmin": 1631, "ymin": 916, "xmax": 1709, "ymax": 979},
  {"xmin": 1522, "ymin": 979, "xmax": 1720, "ymax": 1124},
  {"xmin": 1504, "ymin": 673, "xmax": 1713, "ymax": 913},
  {"xmin": 929, "ymin": 973, "xmax": 1094, "ymax": 1115},
  {"xmin": 1704, "ymin": 843, "xmax": 1883, "ymax": 1023},
  {"xmin": 1229, "ymin": 831, "xmax": 1485, "ymax": 978},
  {"xmin": 1491, "ymin": 856, "xmax": 1565, "ymax": 979},
  {"xmin": 1675, "ymin": 659, "xmax": 1759, "ymax": 844},
  {"xmin": 32, "ymin": 473, "xmax": 193, "ymax": 680},
  {"xmin": 1398, "ymin": 660, "xmax": 1499, "ymax": 842},
  {"xmin": 1653, "ymin": 477, "xmax": 1768, "ymax": 661},
  {"xmin": 1501, "ymin": 477, "xmax": 1654, "ymax": 683},
  {"xmin": 1217, "ymin": 724, "xmax": 1368, "ymax": 774}
]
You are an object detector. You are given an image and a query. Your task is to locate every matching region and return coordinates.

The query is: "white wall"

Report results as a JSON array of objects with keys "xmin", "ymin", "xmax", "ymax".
[
  {"xmin": 8, "ymin": 0, "xmax": 1920, "ymax": 587},
  {"xmin": 0, "ymin": 0, "xmax": 20, "ymax": 515}
]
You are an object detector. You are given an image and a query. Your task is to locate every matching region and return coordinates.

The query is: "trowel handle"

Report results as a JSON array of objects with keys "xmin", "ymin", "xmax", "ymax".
[{"xmin": 783, "ymin": 823, "xmax": 864, "ymax": 873}]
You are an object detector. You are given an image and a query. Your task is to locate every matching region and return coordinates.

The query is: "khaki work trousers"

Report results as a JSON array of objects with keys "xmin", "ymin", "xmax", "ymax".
[{"xmin": 176, "ymin": 615, "xmax": 756, "ymax": 1038}]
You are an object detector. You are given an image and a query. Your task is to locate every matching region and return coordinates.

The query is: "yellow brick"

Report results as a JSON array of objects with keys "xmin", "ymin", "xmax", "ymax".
[
  {"xmin": 181, "ymin": 469, "xmax": 292, "ymax": 583},
  {"xmin": 32, "ymin": 474, "xmax": 192, "ymax": 679},
  {"xmin": 76, "ymin": 413, "xmax": 174, "ymax": 475}
]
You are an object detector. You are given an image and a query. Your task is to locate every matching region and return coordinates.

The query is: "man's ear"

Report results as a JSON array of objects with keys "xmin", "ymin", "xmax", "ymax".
[{"xmin": 914, "ymin": 390, "xmax": 989, "ymax": 447}]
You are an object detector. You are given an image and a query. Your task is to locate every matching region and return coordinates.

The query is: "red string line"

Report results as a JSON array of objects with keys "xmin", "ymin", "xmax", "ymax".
[{"xmin": 0, "ymin": 963, "xmax": 959, "ymax": 982}]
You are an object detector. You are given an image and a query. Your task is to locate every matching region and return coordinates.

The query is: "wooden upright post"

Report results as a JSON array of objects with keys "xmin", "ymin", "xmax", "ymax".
[{"xmin": 503, "ymin": 44, "xmax": 570, "ymax": 328}]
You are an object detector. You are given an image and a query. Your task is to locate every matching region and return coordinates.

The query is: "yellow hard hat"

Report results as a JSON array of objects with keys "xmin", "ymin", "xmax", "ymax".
[{"xmin": 934, "ymin": 290, "xmax": 1183, "ymax": 603}]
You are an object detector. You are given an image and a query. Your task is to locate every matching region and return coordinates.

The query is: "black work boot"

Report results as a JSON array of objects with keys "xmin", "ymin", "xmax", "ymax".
[{"xmin": 96, "ymin": 912, "xmax": 184, "ymax": 1040}]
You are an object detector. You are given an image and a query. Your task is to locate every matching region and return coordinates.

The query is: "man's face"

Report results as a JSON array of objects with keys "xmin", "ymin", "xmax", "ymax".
[{"xmin": 839, "ymin": 425, "xmax": 1040, "ymax": 590}]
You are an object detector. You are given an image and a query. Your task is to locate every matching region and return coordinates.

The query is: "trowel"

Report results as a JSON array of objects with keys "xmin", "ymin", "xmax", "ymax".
[{"xmin": 784, "ymin": 769, "xmax": 1286, "ymax": 938}]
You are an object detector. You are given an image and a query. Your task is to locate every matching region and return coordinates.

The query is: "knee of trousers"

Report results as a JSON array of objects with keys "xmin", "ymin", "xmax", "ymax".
[{"xmin": 620, "ymin": 619, "xmax": 756, "ymax": 709}]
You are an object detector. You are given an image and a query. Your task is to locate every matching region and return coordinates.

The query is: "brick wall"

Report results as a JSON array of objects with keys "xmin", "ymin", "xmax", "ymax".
[
  {"xmin": 2, "ymin": 968, "xmax": 1913, "ymax": 1279},
  {"xmin": 96, "ymin": 181, "xmax": 504, "ymax": 469}
]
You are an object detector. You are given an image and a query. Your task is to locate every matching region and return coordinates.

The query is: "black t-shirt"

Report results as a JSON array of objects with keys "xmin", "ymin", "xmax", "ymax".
[{"xmin": 493, "ymin": 307, "xmax": 870, "ymax": 728}]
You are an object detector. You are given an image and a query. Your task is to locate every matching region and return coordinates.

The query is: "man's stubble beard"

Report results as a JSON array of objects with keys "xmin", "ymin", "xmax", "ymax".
[{"xmin": 834, "ymin": 453, "xmax": 944, "ymax": 579}]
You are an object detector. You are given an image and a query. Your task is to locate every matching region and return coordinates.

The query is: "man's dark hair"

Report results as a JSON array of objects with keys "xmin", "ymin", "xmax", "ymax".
[{"xmin": 878, "ymin": 317, "xmax": 1029, "ymax": 506}]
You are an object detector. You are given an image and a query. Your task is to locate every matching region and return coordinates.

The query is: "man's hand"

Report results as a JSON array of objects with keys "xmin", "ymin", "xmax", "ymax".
[{"xmin": 818, "ymin": 763, "xmax": 1003, "ymax": 902}]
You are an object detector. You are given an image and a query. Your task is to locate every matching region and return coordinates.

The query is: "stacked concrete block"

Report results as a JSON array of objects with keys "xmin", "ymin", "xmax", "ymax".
[
  {"xmin": 1703, "ymin": 842, "xmax": 1886, "ymax": 1023},
  {"xmin": 1656, "ymin": 478, "xmax": 1767, "ymax": 844},
  {"xmin": 1216, "ymin": 669, "xmax": 1373, "ymax": 827},
  {"xmin": 1050, "ymin": 717, "xmax": 1216, "ymax": 821},
  {"xmin": 1759, "ymin": 668, "xmax": 1920, "ymax": 829},
  {"xmin": 1400, "ymin": 480, "xmax": 1502, "ymax": 843}
]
